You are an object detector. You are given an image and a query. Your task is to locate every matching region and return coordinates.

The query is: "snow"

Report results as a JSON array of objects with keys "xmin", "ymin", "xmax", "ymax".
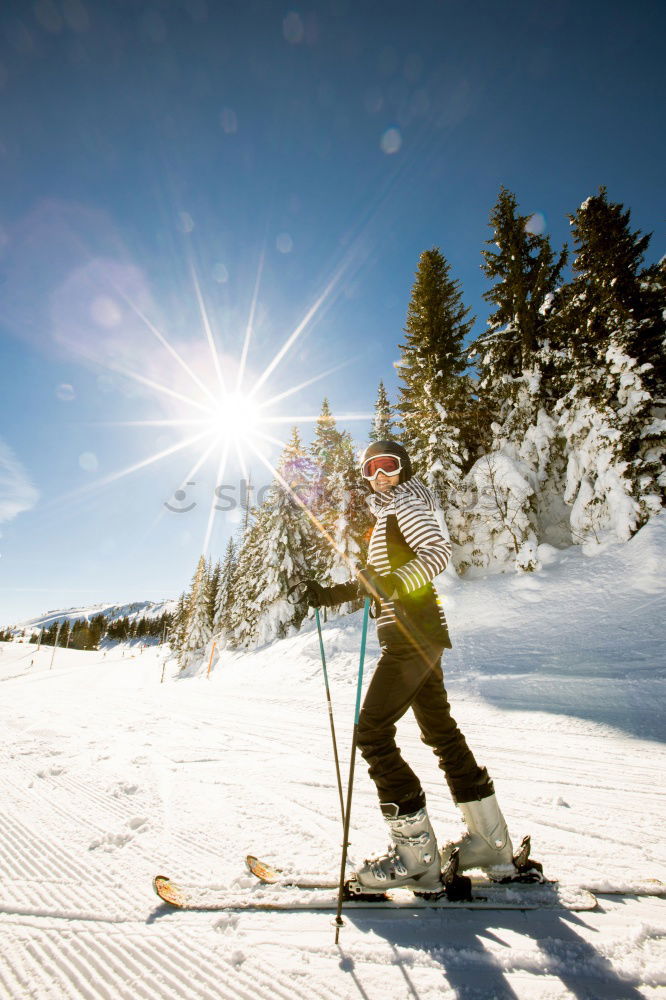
[{"xmin": 1, "ymin": 518, "xmax": 665, "ymax": 998}]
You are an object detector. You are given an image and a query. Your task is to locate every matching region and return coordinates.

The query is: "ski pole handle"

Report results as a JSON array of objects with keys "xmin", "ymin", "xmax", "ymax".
[{"xmin": 286, "ymin": 581, "xmax": 309, "ymax": 605}]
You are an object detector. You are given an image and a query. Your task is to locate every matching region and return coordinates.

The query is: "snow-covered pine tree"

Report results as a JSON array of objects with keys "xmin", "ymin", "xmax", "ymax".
[
  {"xmin": 212, "ymin": 537, "xmax": 237, "ymax": 643},
  {"xmin": 224, "ymin": 512, "xmax": 265, "ymax": 649},
  {"xmin": 456, "ymin": 189, "xmax": 569, "ymax": 570},
  {"xmin": 369, "ymin": 381, "xmax": 395, "ymax": 442},
  {"xmin": 476, "ymin": 188, "xmax": 567, "ymax": 409},
  {"xmin": 310, "ymin": 401, "xmax": 372, "ymax": 593},
  {"xmin": 396, "ymin": 247, "xmax": 474, "ymax": 540},
  {"xmin": 477, "ymin": 187, "xmax": 567, "ymax": 453},
  {"xmin": 636, "ymin": 254, "xmax": 666, "ymax": 394},
  {"xmin": 179, "ymin": 555, "xmax": 212, "ymax": 669},
  {"xmin": 324, "ymin": 430, "xmax": 368, "ymax": 599},
  {"xmin": 233, "ymin": 429, "xmax": 320, "ymax": 648},
  {"xmin": 171, "ymin": 593, "xmax": 187, "ymax": 650},
  {"xmin": 552, "ymin": 187, "xmax": 665, "ymax": 543},
  {"xmin": 206, "ymin": 559, "xmax": 221, "ymax": 633},
  {"xmin": 454, "ymin": 453, "xmax": 539, "ymax": 573},
  {"xmin": 309, "ymin": 399, "xmax": 348, "ymax": 581},
  {"xmin": 311, "ymin": 398, "xmax": 339, "ymax": 478}
]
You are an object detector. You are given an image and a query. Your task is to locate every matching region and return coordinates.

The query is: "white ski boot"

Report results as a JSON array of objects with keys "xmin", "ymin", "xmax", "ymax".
[
  {"xmin": 348, "ymin": 804, "xmax": 443, "ymax": 896},
  {"xmin": 441, "ymin": 793, "xmax": 516, "ymax": 879}
]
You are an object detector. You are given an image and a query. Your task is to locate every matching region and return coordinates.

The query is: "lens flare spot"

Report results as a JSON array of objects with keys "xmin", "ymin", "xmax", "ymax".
[
  {"xmin": 79, "ymin": 452, "xmax": 98, "ymax": 472},
  {"xmin": 91, "ymin": 296, "xmax": 122, "ymax": 328},
  {"xmin": 63, "ymin": 0, "xmax": 90, "ymax": 33},
  {"xmin": 525, "ymin": 212, "xmax": 547, "ymax": 235},
  {"xmin": 283, "ymin": 11, "xmax": 304, "ymax": 44},
  {"xmin": 220, "ymin": 108, "xmax": 238, "ymax": 134},
  {"xmin": 35, "ymin": 0, "xmax": 63, "ymax": 33},
  {"xmin": 178, "ymin": 212, "xmax": 195, "ymax": 234},
  {"xmin": 56, "ymin": 383, "xmax": 75, "ymax": 401},
  {"xmin": 380, "ymin": 127, "xmax": 402, "ymax": 155},
  {"xmin": 212, "ymin": 262, "xmax": 229, "ymax": 283},
  {"xmin": 276, "ymin": 232, "xmax": 293, "ymax": 254},
  {"xmin": 140, "ymin": 10, "xmax": 167, "ymax": 44}
]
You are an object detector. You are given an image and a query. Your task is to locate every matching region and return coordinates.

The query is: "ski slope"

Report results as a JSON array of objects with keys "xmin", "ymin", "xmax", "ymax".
[{"xmin": 1, "ymin": 519, "xmax": 665, "ymax": 999}]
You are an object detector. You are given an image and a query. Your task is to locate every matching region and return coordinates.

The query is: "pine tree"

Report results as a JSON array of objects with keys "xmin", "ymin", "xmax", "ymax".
[
  {"xmin": 472, "ymin": 187, "xmax": 568, "ymax": 445},
  {"xmin": 311, "ymin": 398, "xmax": 339, "ymax": 479},
  {"xmin": 636, "ymin": 254, "xmax": 666, "ymax": 393},
  {"xmin": 71, "ymin": 620, "xmax": 92, "ymax": 650},
  {"xmin": 552, "ymin": 187, "xmax": 665, "ymax": 541},
  {"xmin": 43, "ymin": 622, "xmax": 59, "ymax": 646},
  {"xmin": 369, "ymin": 381, "xmax": 395, "ymax": 442},
  {"xmin": 171, "ymin": 595, "xmax": 188, "ymax": 650},
  {"xmin": 396, "ymin": 247, "xmax": 474, "ymax": 521},
  {"xmin": 89, "ymin": 614, "xmax": 105, "ymax": 649},
  {"xmin": 213, "ymin": 537, "xmax": 237, "ymax": 640},
  {"xmin": 455, "ymin": 189, "xmax": 569, "ymax": 567},
  {"xmin": 233, "ymin": 428, "xmax": 320, "ymax": 648},
  {"xmin": 206, "ymin": 559, "xmax": 221, "ymax": 633},
  {"xmin": 225, "ymin": 512, "xmax": 266, "ymax": 648},
  {"xmin": 309, "ymin": 400, "xmax": 345, "ymax": 579},
  {"xmin": 325, "ymin": 430, "xmax": 367, "ymax": 592},
  {"xmin": 60, "ymin": 620, "xmax": 71, "ymax": 648},
  {"xmin": 179, "ymin": 555, "xmax": 212, "ymax": 668},
  {"xmin": 477, "ymin": 187, "xmax": 568, "ymax": 396}
]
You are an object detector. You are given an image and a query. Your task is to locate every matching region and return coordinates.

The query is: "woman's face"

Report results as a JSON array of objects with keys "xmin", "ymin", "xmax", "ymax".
[{"xmin": 371, "ymin": 470, "xmax": 400, "ymax": 493}]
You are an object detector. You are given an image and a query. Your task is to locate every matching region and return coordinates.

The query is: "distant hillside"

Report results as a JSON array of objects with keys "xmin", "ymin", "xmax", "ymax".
[{"xmin": 4, "ymin": 599, "xmax": 178, "ymax": 639}]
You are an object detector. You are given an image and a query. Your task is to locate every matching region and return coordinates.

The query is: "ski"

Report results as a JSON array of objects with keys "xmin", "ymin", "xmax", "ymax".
[
  {"xmin": 245, "ymin": 855, "xmax": 665, "ymax": 899},
  {"xmin": 245, "ymin": 848, "xmax": 549, "ymax": 892},
  {"xmin": 153, "ymin": 874, "xmax": 597, "ymax": 911}
]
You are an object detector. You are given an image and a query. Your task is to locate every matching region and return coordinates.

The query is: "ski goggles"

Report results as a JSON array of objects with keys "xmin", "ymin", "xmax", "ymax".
[{"xmin": 361, "ymin": 454, "xmax": 403, "ymax": 480}]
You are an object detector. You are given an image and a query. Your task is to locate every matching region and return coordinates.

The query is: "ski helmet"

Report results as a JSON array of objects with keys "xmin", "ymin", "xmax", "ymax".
[{"xmin": 360, "ymin": 440, "xmax": 413, "ymax": 485}]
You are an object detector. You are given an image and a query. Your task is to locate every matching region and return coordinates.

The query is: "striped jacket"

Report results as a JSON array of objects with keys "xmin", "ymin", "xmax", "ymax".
[
  {"xmin": 366, "ymin": 476, "xmax": 451, "ymax": 646},
  {"xmin": 327, "ymin": 477, "xmax": 452, "ymax": 647}
]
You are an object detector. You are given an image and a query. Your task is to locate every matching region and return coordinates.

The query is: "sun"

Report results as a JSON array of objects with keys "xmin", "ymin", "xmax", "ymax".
[
  {"xmin": 68, "ymin": 248, "xmax": 374, "ymax": 559},
  {"xmin": 209, "ymin": 391, "xmax": 262, "ymax": 442}
]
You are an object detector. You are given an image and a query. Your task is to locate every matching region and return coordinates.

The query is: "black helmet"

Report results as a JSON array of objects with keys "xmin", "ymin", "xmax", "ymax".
[{"xmin": 360, "ymin": 439, "xmax": 413, "ymax": 485}]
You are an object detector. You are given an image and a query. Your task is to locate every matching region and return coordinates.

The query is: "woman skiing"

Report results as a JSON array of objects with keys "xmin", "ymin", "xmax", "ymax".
[{"xmin": 303, "ymin": 439, "xmax": 517, "ymax": 894}]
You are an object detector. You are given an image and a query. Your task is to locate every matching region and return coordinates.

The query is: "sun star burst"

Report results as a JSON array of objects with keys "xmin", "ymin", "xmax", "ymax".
[{"xmin": 65, "ymin": 251, "xmax": 373, "ymax": 567}]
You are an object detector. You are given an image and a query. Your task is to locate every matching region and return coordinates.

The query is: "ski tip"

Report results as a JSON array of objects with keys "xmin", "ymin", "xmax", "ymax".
[
  {"xmin": 153, "ymin": 875, "xmax": 186, "ymax": 908},
  {"xmin": 246, "ymin": 855, "xmax": 282, "ymax": 884}
]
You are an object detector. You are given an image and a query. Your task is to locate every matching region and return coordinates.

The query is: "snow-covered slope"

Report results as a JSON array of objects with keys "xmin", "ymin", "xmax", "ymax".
[
  {"xmin": 0, "ymin": 518, "xmax": 664, "ymax": 998},
  {"xmin": 7, "ymin": 598, "xmax": 177, "ymax": 637}
]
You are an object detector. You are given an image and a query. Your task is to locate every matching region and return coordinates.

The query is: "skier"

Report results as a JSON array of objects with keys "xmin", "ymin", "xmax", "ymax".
[{"xmin": 303, "ymin": 440, "xmax": 516, "ymax": 894}]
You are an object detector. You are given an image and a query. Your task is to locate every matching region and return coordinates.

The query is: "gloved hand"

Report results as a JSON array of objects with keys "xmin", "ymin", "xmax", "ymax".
[
  {"xmin": 301, "ymin": 580, "xmax": 337, "ymax": 609},
  {"xmin": 357, "ymin": 567, "xmax": 402, "ymax": 603}
]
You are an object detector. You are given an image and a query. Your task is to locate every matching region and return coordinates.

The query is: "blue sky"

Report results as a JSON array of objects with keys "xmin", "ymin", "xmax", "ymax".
[{"xmin": 1, "ymin": 0, "xmax": 664, "ymax": 624}]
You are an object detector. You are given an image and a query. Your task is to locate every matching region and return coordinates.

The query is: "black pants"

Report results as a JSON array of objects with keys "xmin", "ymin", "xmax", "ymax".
[{"xmin": 357, "ymin": 632, "xmax": 493, "ymax": 813}]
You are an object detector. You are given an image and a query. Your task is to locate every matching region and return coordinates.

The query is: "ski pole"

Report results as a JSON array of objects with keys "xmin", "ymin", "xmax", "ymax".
[
  {"xmin": 314, "ymin": 606, "xmax": 345, "ymax": 828},
  {"xmin": 286, "ymin": 581, "xmax": 345, "ymax": 829},
  {"xmin": 334, "ymin": 596, "xmax": 371, "ymax": 943}
]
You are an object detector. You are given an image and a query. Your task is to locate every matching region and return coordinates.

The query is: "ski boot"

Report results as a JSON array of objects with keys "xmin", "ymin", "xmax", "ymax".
[
  {"xmin": 346, "ymin": 803, "xmax": 443, "ymax": 899},
  {"xmin": 440, "ymin": 793, "xmax": 517, "ymax": 880},
  {"xmin": 441, "ymin": 795, "xmax": 545, "ymax": 883}
]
